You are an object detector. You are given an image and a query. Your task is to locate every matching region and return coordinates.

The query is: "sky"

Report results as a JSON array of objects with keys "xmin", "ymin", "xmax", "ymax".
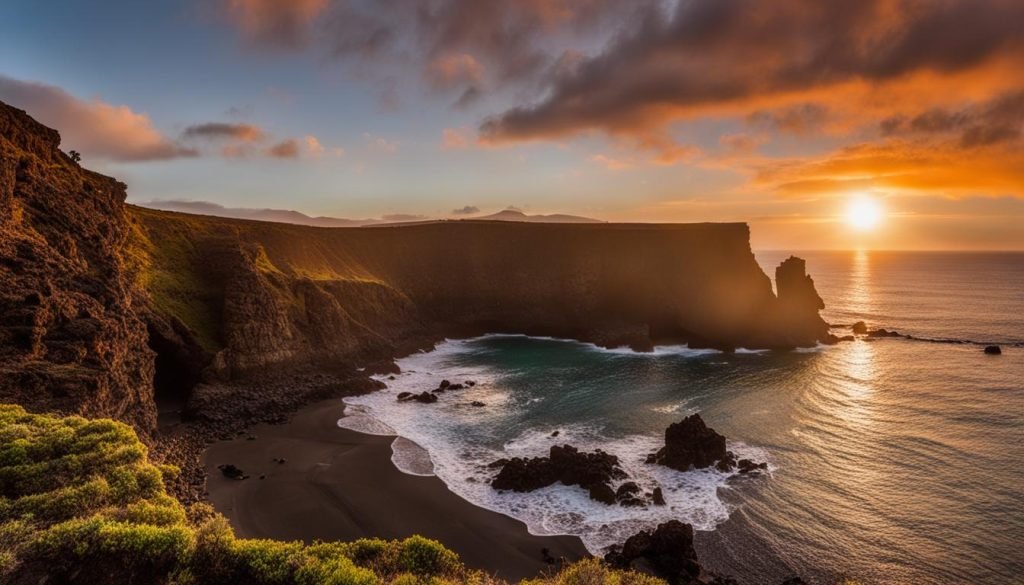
[{"xmin": 2, "ymin": 0, "xmax": 1023, "ymax": 250}]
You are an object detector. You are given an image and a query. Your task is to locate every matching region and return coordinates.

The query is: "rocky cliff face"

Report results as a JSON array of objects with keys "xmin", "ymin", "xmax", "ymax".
[
  {"xmin": 0, "ymin": 100, "xmax": 829, "ymax": 436},
  {"xmin": 0, "ymin": 103, "xmax": 156, "ymax": 432},
  {"xmin": 131, "ymin": 209, "xmax": 830, "ymax": 383}
]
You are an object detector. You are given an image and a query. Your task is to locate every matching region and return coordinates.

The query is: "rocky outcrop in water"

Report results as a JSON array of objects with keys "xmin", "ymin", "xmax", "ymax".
[
  {"xmin": 648, "ymin": 414, "xmax": 766, "ymax": 474},
  {"xmin": 648, "ymin": 414, "xmax": 729, "ymax": 471},
  {"xmin": 491, "ymin": 445, "xmax": 628, "ymax": 505}
]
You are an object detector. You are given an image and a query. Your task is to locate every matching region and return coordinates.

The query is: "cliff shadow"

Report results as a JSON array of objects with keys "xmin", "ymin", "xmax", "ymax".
[{"xmin": 147, "ymin": 316, "xmax": 209, "ymax": 427}]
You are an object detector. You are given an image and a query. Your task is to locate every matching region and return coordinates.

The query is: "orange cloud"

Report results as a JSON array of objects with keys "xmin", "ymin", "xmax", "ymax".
[
  {"xmin": 754, "ymin": 139, "xmax": 1024, "ymax": 199},
  {"xmin": 0, "ymin": 75, "xmax": 194, "ymax": 162},
  {"xmin": 481, "ymin": 0, "xmax": 1024, "ymax": 145},
  {"xmin": 441, "ymin": 128, "xmax": 470, "ymax": 150},
  {"xmin": 225, "ymin": 0, "xmax": 327, "ymax": 50}
]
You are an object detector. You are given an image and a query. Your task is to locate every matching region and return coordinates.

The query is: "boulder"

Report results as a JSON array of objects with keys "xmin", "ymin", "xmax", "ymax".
[
  {"xmin": 851, "ymin": 321, "xmax": 868, "ymax": 334},
  {"xmin": 737, "ymin": 459, "xmax": 768, "ymax": 474},
  {"xmin": 491, "ymin": 444, "xmax": 627, "ymax": 505},
  {"xmin": 438, "ymin": 380, "xmax": 451, "ymax": 390},
  {"xmin": 615, "ymin": 481, "xmax": 645, "ymax": 507},
  {"xmin": 217, "ymin": 464, "xmax": 248, "ymax": 480},
  {"xmin": 651, "ymin": 414, "xmax": 729, "ymax": 471},
  {"xmin": 984, "ymin": 345, "xmax": 1002, "ymax": 355},
  {"xmin": 399, "ymin": 391, "xmax": 438, "ymax": 403},
  {"xmin": 471, "ymin": 401, "xmax": 486, "ymax": 407},
  {"xmin": 651, "ymin": 487, "xmax": 666, "ymax": 506},
  {"xmin": 605, "ymin": 521, "xmax": 701, "ymax": 584},
  {"xmin": 867, "ymin": 328, "xmax": 902, "ymax": 338}
]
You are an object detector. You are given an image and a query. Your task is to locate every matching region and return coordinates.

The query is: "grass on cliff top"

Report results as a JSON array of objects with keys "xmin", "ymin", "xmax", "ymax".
[{"xmin": 0, "ymin": 404, "xmax": 664, "ymax": 585}]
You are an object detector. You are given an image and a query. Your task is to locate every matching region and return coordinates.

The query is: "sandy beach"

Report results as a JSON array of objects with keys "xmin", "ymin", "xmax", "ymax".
[{"xmin": 202, "ymin": 399, "xmax": 589, "ymax": 581}]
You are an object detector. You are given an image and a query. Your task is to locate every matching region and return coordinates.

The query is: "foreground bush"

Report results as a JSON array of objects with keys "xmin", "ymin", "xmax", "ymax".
[{"xmin": 0, "ymin": 405, "xmax": 664, "ymax": 585}]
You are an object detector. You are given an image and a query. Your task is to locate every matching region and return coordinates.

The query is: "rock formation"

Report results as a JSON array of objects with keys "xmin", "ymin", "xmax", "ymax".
[
  {"xmin": 648, "ymin": 414, "xmax": 729, "ymax": 471},
  {"xmin": 490, "ymin": 445, "xmax": 628, "ymax": 505},
  {"xmin": 0, "ymin": 102, "xmax": 156, "ymax": 432},
  {"xmin": 605, "ymin": 521, "xmax": 704, "ymax": 584}
]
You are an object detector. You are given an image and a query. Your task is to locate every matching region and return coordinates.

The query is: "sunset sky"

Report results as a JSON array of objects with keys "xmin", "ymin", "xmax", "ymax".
[{"xmin": 2, "ymin": 0, "xmax": 1022, "ymax": 249}]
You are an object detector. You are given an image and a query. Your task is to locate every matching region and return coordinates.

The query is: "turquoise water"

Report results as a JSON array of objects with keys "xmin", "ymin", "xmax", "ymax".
[{"xmin": 342, "ymin": 252, "xmax": 1024, "ymax": 584}]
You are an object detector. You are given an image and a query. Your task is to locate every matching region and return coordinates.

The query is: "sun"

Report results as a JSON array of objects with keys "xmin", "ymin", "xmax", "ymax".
[{"xmin": 845, "ymin": 197, "xmax": 884, "ymax": 231}]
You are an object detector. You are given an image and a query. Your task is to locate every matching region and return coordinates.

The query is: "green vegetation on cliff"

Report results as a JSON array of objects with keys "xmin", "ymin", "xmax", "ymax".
[{"xmin": 0, "ymin": 404, "xmax": 663, "ymax": 585}]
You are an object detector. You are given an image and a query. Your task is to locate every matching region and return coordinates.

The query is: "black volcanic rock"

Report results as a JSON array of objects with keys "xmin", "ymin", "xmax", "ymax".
[
  {"xmin": 868, "ymin": 328, "xmax": 902, "ymax": 338},
  {"xmin": 605, "ymin": 521, "xmax": 701, "ymax": 584},
  {"xmin": 650, "ymin": 414, "xmax": 729, "ymax": 471},
  {"xmin": 217, "ymin": 464, "xmax": 248, "ymax": 480},
  {"xmin": 984, "ymin": 345, "xmax": 1002, "ymax": 355},
  {"xmin": 491, "ymin": 445, "xmax": 627, "ymax": 505},
  {"xmin": 651, "ymin": 487, "xmax": 666, "ymax": 506},
  {"xmin": 737, "ymin": 459, "xmax": 768, "ymax": 474},
  {"xmin": 398, "ymin": 391, "xmax": 438, "ymax": 403}
]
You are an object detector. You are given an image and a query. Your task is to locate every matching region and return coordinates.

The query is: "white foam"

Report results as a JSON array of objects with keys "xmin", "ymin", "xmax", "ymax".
[
  {"xmin": 345, "ymin": 336, "xmax": 773, "ymax": 554},
  {"xmin": 391, "ymin": 437, "xmax": 435, "ymax": 476},
  {"xmin": 337, "ymin": 405, "xmax": 396, "ymax": 436}
]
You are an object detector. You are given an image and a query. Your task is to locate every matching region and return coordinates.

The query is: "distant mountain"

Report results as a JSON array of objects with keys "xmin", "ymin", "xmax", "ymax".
[
  {"xmin": 473, "ymin": 209, "xmax": 602, "ymax": 223},
  {"xmin": 136, "ymin": 200, "xmax": 387, "ymax": 227}
]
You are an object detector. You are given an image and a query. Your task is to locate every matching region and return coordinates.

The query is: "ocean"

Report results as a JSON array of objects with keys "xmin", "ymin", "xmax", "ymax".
[{"xmin": 339, "ymin": 251, "xmax": 1024, "ymax": 584}]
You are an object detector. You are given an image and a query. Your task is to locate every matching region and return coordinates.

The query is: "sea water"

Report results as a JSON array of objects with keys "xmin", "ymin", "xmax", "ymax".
[{"xmin": 339, "ymin": 251, "xmax": 1024, "ymax": 584}]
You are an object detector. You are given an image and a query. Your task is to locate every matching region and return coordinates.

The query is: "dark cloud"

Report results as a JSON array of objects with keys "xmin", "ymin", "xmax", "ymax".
[
  {"xmin": 182, "ymin": 122, "xmax": 266, "ymax": 142},
  {"xmin": 0, "ymin": 75, "xmax": 195, "ymax": 162},
  {"xmin": 880, "ymin": 91, "xmax": 1024, "ymax": 148},
  {"xmin": 228, "ymin": 0, "xmax": 656, "ymax": 107},
  {"xmin": 451, "ymin": 205, "xmax": 479, "ymax": 215},
  {"xmin": 480, "ymin": 0, "xmax": 1024, "ymax": 142}
]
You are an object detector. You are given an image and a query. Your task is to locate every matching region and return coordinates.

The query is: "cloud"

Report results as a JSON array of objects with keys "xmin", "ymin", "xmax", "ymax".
[
  {"xmin": 237, "ymin": 1, "xmax": 655, "ymax": 107},
  {"xmin": 590, "ymin": 154, "xmax": 632, "ymax": 171},
  {"xmin": 0, "ymin": 75, "xmax": 195, "ymax": 162},
  {"xmin": 267, "ymin": 139, "xmax": 300, "ymax": 158},
  {"xmin": 363, "ymin": 132, "xmax": 399, "ymax": 154},
  {"xmin": 182, "ymin": 122, "xmax": 266, "ymax": 142},
  {"xmin": 879, "ymin": 91, "xmax": 1024, "ymax": 148},
  {"xmin": 450, "ymin": 205, "xmax": 480, "ymax": 215},
  {"xmin": 753, "ymin": 138, "xmax": 1024, "ymax": 199},
  {"xmin": 480, "ymin": 0, "xmax": 1024, "ymax": 144},
  {"xmin": 441, "ymin": 128, "xmax": 469, "ymax": 150},
  {"xmin": 427, "ymin": 53, "xmax": 485, "ymax": 90},
  {"xmin": 224, "ymin": 0, "xmax": 328, "ymax": 50}
]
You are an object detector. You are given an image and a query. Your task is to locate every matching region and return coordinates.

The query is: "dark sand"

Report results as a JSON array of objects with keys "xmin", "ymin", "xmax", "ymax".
[{"xmin": 202, "ymin": 399, "xmax": 589, "ymax": 581}]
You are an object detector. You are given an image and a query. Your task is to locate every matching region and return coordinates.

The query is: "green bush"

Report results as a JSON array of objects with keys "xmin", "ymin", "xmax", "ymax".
[{"xmin": 0, "ymin": 404, "xmax": 668, "ymax": 585}]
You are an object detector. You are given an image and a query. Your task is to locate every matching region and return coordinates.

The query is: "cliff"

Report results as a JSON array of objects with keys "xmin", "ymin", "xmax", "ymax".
[
  {"xmin": 0, "ymin": 100, "xmax": 829, "ymax": 436},
  {"xmin": 0, "ymin": 102, "xmax": 156, "ymax": 432}
]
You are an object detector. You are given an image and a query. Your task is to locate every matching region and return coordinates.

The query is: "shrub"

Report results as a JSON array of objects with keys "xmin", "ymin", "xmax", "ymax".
[{"xmin": 0, "ymin": 405, "xmax": 672, "ymax": 585}]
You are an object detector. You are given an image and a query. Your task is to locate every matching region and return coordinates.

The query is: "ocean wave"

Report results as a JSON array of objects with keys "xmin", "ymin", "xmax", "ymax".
[{"xmin": 346, "ymin": 336, "xmax": 774, "ymax": 554}]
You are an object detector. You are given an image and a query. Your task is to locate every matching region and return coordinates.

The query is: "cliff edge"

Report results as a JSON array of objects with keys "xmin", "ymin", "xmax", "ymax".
[
  {"xmin": 0, "ymin": 102, "xmax": 155, "ymax": 431},
  {"xmin": 0, "ymin": 100, "xmax": 829, "ymax": 436}
]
